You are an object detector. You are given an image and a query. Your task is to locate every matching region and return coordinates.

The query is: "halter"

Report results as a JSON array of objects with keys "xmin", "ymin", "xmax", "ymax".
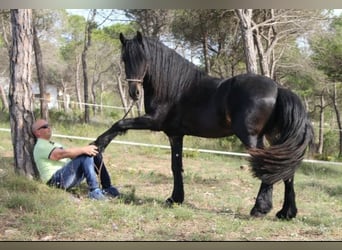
[
  {"xmin": 126, "ymin": 79, "xmax": 143, "ymax": 83},
  {"xmin": 125, "ymin": 64, "xmax": 148, "ymax": 84}
]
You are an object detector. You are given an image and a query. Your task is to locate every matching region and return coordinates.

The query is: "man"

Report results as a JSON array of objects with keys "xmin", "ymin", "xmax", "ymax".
[{"xmin": 32, "ymin": 119, "xmax": 120, "ymax": 200}]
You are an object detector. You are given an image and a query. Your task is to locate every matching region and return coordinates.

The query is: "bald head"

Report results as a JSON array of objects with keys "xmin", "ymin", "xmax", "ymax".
[{"xmin": 32, "ymin": 119, "xmax": 52, "ymax": 140}]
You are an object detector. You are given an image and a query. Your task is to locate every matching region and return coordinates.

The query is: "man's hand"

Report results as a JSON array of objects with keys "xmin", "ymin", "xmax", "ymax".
[{"xmin": 83, "ymin": 145, "xmax": 99, "ymax": 156}]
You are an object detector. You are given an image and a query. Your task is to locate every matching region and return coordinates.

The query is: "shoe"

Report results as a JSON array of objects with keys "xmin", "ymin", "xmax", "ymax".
[
  {"xmin": 102, "ymin": 186, "xmax": 120, "ymax": 198},
  {"xmin": 88, "ymin": 188, "xmax": 106, "ymax": 200}
]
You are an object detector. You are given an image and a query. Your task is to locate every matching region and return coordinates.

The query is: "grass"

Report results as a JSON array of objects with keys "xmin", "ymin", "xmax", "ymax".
[{"xmin": 1, "ymin": 119, "xmax": 342, "ymax": 241}]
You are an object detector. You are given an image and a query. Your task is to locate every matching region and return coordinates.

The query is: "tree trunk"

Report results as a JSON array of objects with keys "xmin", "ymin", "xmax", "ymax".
[
  {"xmin": 9, "ymin": 9, "xmax": 38, "ymax": 178},
  {"xmin": 235, "ymin": 9, "xmax": 258, "ymax": 74},
  {"xmin": 91, "ymin": 57, "xmax": 97, "ymax": 115},
  {"xmin": 202, "ymin": 33, "xmax": 210, "ymax": 74},
  {"xmin": 33, "ymin": 22, "xmax": 48, "ymax": 120},
  {"xmin": 82, "ymin": 9, "xmax": 96, "ymax": 123},
  {"xmin": 75, "ymin": 54, "xmax": 83, "ymax": 111},
  {"xmin": 0, "ymin": 13, "xmax": 10, "ymax": 111},
  {"xmin": 254, "ymin": 31, "xmax": 271, "ymax": 77},
  {"xmin": 317, "ymin": 91, "xmax": 325, "ymax": 155},
  {"xmin": 91, "ymin": 72, "xmax": 97, "ymax": 115},
  {"xmin": 115, "ymin": 62, "xmax": 129, "ymax": 114},
  {"xmin": 82, "ymin": 49, "xmax": 89, "ymax": 123},
  {"xmin": 332, "ymin": 82, "xmax": 342, "ymax": 157},
  {"xmin": 91, "ymin": 58, "xmax": 114, "ymax": 116},
  {"xmin": 60, "ymin": 78, "xmax": 69, "ymax": 112},
  {"xmin": 100, "ymin": 81, "xmax": 104, "ymax": 115},
  {"xmin": 0, "ymin": 84, "xmax": 8, "ymax": 111}
]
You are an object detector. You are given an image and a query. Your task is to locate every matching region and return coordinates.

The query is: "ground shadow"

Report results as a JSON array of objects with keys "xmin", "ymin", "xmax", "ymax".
[{"xmin": 115, "ymin": 184, "xmax": 281, "ymax": 222}]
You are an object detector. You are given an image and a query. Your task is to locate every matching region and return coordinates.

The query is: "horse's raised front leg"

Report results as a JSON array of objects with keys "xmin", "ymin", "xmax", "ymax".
[
  {"xmin": 276, "ymin": 177, "xmax": 297, "ymax": 220},
  {"xmin": 166, "ymin": 135, "xmax": 184, "ymax": 205},
  {"xmin": 93, "ymin": 115, "xmax": 158, "ymax": 152},
  {"xmin": 250, "ymin": 182, "xmax": 273, "ymax": 217}
]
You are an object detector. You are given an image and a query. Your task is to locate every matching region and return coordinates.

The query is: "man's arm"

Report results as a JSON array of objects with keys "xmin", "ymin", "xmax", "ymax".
[{"xmin": 49, "ymin": 145, "xmax": 99, "ymax": 161}]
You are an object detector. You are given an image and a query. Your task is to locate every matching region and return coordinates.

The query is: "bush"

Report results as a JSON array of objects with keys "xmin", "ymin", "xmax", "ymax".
[
  {"xmin": 48, "ymin": 109, "xmax": 83, "ymax": 123},
  {"xmin": 322, "ymin": 130, "xmax": 339, "ymax": 160},
  {"xmin": 0, "ymin": 110, "xmax": 9, "ymax": 122},
  {"xmin": 218, "ymin": 136, "xmax": 244, "ymax": 152}
]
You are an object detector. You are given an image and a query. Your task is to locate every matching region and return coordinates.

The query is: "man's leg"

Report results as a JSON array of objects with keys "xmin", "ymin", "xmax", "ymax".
[
  {"xmin": 49, "ymin": 155, "xmax": 105, "ymax": 199},
  {"xmin": 58, "ymin": 155, "xmax": 99, "ymax": 190}
]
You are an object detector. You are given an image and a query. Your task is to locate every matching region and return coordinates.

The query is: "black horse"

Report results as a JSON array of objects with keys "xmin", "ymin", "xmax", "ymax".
[{"xmin": 94, "ymin": 31, "xmax": 314, "ymax": 219}]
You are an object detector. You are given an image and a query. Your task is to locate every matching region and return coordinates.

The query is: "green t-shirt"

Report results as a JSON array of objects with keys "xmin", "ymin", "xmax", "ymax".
[{"xmin": 33, "ymin": 138, "xmax": 71, "ymax": 182}]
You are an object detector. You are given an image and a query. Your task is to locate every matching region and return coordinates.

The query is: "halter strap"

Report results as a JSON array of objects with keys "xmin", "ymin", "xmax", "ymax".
[{"xmin": 126, "ymin": 79, "xmax": 143, "ymax": 83}]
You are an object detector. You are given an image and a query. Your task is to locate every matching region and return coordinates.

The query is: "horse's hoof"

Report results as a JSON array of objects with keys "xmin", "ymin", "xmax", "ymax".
[
  {"xmin": 165, "ymin": 197, "xmax": 174, "ymax": 207},
  {"xmin": 165, "ymin": 197, "xmax": 184, "ymax": 207},
  {"xmin": 250, "ymin": 208, "xmax": 267, "ymax": 218},
  {"xmin": 250, "ymin": 205, "xmax": 272, "ymax": 218},
  {"xmin": 276, "ymin": 209, "xmax": 297, "ymax": 220}
]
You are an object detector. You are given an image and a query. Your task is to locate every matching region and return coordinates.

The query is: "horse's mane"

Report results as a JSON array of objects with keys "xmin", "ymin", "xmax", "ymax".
[{"xmin": 142, "ymin": 37, "xmax": 208, "ymax": 103}]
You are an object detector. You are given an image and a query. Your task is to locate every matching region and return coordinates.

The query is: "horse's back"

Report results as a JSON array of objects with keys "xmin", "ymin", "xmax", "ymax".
[
  {"xmin": 219, "ymin": 73, "xmax": 278, "ymax": 112},
  {"xmin": 224, "ymin": 73, "xmax": 278, "ymax": 98}
]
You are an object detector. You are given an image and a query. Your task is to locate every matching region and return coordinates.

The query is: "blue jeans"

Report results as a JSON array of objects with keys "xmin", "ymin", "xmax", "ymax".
[{"xmin": 47, "ymin": 154, "xmax": 112, "ymax": 191}]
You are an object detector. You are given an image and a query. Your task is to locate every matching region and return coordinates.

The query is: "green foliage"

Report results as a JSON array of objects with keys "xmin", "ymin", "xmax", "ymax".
[
  {"xmin": 321, "ymin": 130, "xmax": 340, "ymax": 161},
  {"xmin": 65, "ymin": 14, "xmax": 87, "ymax": 42},
  {"xmin": 282, "ymin": 71, "xmax": 316, "ymax": 98},
  {"xmin": 92, "ymin": 23, "xmax": 138, "ymax": 57},
  {"xmin": 218, "ymin": 136, "xmax": 244, "ymax": 152},
  {"xmin": 100, "ymin": 23, "xmax": 138, "ymax": 41},
  {"xmin": 311, "ymin": 15, "xmax": 342, "ymax": 82},
  {"xmin": 59, "ymin": 40, "xmax": 83, "ymax": 61},
  {"xmin": 46, "ymin": 109, "xmax": 83, "ymax": 123},
  {"xmin": 171, "ymin": 10, "xmax": 242, "ymax": 76}
]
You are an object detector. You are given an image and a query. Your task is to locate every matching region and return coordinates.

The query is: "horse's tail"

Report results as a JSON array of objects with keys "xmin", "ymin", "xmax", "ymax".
[{"xmin": 248, "ymin": 87, "xmax": 314, "ymax": 184}]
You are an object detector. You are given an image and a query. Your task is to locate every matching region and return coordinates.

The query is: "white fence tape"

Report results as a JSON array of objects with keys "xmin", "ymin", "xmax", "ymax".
[{"xmin": 1, "ymin": 127, "xmax": 342, "ymax": 166}]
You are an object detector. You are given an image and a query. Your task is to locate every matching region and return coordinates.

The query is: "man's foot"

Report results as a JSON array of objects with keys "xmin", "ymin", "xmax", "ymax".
[
  {"xmin": 102, "ymin": 186, "xmax": 120, "ymax": 198},
  {"xmin": 89, "ymin": 188, "xmax": 106, "ymax": 200}
]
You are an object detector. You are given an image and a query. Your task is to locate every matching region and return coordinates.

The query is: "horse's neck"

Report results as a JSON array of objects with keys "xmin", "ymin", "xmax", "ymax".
[
  {"xmin": 148, "ymin": 40, "xmax": 205, "ymax": 80},
  {"xmin": 144, "ymin": 39, "xmax": 210, "ymax": 104}
]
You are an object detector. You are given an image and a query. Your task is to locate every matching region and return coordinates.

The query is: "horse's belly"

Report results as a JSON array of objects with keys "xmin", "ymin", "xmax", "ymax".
[
  {"xmin": 181, "ymin": 112, "xmax": 233, "ymax": 138},
  {"xmin": 186, "ymin": 125, "xmax": 233, "ymax": 138}
]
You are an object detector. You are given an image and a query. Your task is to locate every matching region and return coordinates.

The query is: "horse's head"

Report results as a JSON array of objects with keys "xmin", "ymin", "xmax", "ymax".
[{"xmin": 120, "ymin": 31, "xmax": 148, "ymax": 101}]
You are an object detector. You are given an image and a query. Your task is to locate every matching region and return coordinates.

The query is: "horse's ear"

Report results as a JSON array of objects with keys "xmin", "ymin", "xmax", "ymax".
[
  {"xmin": 119, "ymin": 33, "xmax": 126, "ymax": 45},
  {"xmin": 137, "ymin": 31, "xmax": 143, "ymax": 44}
]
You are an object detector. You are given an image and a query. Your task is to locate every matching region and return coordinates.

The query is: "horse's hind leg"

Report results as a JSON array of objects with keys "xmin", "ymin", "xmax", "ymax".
[
  {"xmin": 250, "ymin": 182, "xmax": 273, "ymax": 217},
  {"xmin": 250, "ymin": 138, "xmax": 274, "ymax": 217},
  {"xmin": 276, "ymin": 177, "xmax": 297, "ymax": 220},
  {"xmin": 235, "ymin": 133, "xmax": 274, "ymax": 217}
]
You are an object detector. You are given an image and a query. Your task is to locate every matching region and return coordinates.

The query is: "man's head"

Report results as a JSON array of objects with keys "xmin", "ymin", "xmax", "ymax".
[{"xmin": 32, "ymin": 119, "xmax": 52, "ymax": 140}]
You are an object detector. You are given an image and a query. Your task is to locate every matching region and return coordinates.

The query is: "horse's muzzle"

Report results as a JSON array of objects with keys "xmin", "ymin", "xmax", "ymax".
[{"xmin": 128, "ymin": 81, "xmax": 142, "ymax": 101}]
